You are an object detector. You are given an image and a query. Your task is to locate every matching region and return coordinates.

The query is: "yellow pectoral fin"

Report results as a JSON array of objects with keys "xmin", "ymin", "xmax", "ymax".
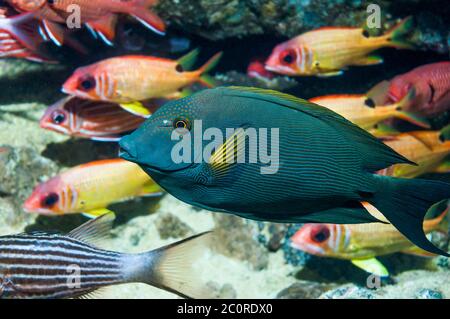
[
  {"xmin": 139, "ymin": 182, "xmax": 164, "ymax": 197},
  {"xmin": 351, "ymin": 258, "xmax": 390, "ymax": 277},
  {"xmin": 82, "ymin": 208, "xmax": 114, "ymax": 219},
  {"xmin": 120, "ymin": 102, "xmax": 151, "ymax": 118},
  {"xmin": 401, "ymin": 245, "xmax": 437, "ymax": 257},
  {"xmin": 370, "ymin": 123, "xmax": 401, "ymax": 137},
  {"xmin": 209, "ymin": 127, "xmax": 247, "ymax": 176},
  {"xmin": 353, "ymin": 55, "xmax": 384, "ymax": 66}
]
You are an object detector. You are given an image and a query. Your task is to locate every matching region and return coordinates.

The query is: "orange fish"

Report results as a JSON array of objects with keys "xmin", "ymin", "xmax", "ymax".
[
  {"xmin": 8, "ymin": 0, "xmax": 164, "ymax": 46},
  {"xmin": 378, "ymin": 126, "xmax": 450, "ymax": 178},
  {"xmin": 23, "ymin": 158, "xmax": 162, "ymax": 217},
  {"xmin": 62, "ymin": 49, "xmax": 222, "ymax": 116},
  {"xmin": 265, "ymin": 17, "xmax": 414, "ymax": 77},
  {"xmin": 291, "ymin": 202, "xmax": 449, "ymax": 276},
  {"xmin": 309, "ymin": 84, "xmax": 429, "ymax": 131}
]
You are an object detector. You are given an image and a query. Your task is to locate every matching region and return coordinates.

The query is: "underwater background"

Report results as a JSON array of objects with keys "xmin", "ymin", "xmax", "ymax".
[{"xmin": 0, "ymin": 0, "xmax": 449, "ymax": 299}]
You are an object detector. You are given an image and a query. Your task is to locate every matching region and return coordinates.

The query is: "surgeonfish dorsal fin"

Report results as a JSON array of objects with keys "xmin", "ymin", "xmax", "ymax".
[
  {"xmin": 68, "ymin": 212, "xmax": 115, "ymax": 246},
  {"xmin": 222, "ymin": 86, "xmax": 413, "ymax": 172}
]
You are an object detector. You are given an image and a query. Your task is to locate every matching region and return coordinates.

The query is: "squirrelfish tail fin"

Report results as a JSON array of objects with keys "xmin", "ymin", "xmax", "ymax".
[
  {"xmin": 384, "ymin": 16, "xmax": 415, "ymax": 49},
  {"xmin": 197, "ymin": 52, "xmax": 223, "ymax": 87}
]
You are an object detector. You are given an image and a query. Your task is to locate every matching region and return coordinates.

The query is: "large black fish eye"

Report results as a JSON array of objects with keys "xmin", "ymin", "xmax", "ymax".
[
  {"xmin": 41, "ymin": 193, "xmax": 59, "ymax": 208},
  {"xmin": 51, "ymin": 110, "xmax": 66, "ymax": 124},
  {"xmin": 311, "ymin": 226, "xmax": 330, "ymax": 243},
  {"xmin": 280, "ymin": 49, "xmax": 296, "ymax": 65},
  {"xmin": 173, "ymin": 118, "xmax": 191, "ymax": 131},
  {"xmin": 78, "ymin": 75, "xmax": 96, "ymax": 91}
]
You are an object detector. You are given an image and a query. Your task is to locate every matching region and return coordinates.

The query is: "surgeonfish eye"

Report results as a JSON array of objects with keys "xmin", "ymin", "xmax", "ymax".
[
  {"xmin": 41, "ymin": 192, "xmax": 59, "ymax": 208},
  {"xmin": 51, "ymin": 110, "xmax": 66, "ymax": 124},
  {"xmin": 310, "ymin": 225, "xmax": 330, "ymax": 243},
  {"xmin": 78, "ymin": 75, "xmax": 96, "ymax": 91},
  {"xmin": 279, "ymin": 49, "xmax": 296, "ymax": 65},
  {"xmin": 173, "ymin": 118, "xmax": 191, "ymax": 132}
]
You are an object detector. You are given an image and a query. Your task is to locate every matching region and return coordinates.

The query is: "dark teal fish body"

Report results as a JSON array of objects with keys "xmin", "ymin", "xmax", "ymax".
[{"xmin": 120, "ymin": 87, "xmax": 450, "ymax": 257}]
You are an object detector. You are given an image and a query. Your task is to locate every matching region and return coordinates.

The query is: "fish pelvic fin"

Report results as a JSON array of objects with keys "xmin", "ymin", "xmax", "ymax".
[
  {"xmin": 142, "ymin": 232, "xmax": 214, "ymax": 299},
  {"xmin": 120, "ymin": 101, "xmax": 152, "ymax": 118},
  {"xmin": 129, "ymin": 1, "xmax": 166, "ymax": 36},
  {"xmin": 82, "ymin": 208, "xmax": 115, "ymax": 219},
  {"xmin": 197, "ymin": 52, "xmax": 223, "ymax": 88},
  {"xmin": 384, "ymin": 16, "xmax": 415, "ymax": 49},
  {"xmin": 351, "ymin": 258, "xmax": 389, "ymax": 277},
  {"xmin": 87, "ymin": 14, "xmax": 118, "ymax": 45},
  {"xmin": 369, "ymin": 174, "xmax": 450, "ymax": 257},
  {"xmin": 352, "ymin": 55, "xmax": 383, "ymax": 66}
]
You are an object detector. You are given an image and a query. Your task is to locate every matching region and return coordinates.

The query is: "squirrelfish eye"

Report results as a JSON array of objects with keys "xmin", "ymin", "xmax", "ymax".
[
  {"xmin": 279, "ymin": 49, "xmax": 296, "ymax": 65},
  {"xmin": 41, "ymin": 192, "xmax": 59, "ymax": 208},
  {"xmin": 173, "ymin": 118, "xmax": 191, "ymax": 132},
  {"xmin": 310, "ymin": 226, "xmax": 330, "ymax": 243},
  {"xmin": 78, "ymin": 75, "xmax": 96, "ymax": 91},
  {"xmin": 51, "ymin": 110, "xmax": 66, "ymax": 124}
]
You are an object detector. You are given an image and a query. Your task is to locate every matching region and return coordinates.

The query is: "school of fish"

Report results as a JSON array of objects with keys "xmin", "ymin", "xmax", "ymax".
[{"xmin": 0, "ymin": 2, "xmax": 449, "ymax": 299}]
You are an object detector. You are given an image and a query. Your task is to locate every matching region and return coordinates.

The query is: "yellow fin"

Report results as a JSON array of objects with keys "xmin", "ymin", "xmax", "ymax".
[
  {"xmin": 139, "ymin": 182, "xmax": 164, "ymax": 197},
  {"xmin": 120, "ymin": 102, "xmax": 151, "ymax": 118},
  {"xmin": 353, "ymin": 55, "xmax": 384, "ymax": 66},
  {"xmin": 370, "ymin": 123, "xmax": 401, "ymax": 137},
  {"xmin": 317, "ymin": 70, "xmax": 344, "ymax": 77},
  {"xmin": 82, "ymin": 208, "xmax": 114, "ymax": 219},
  {"xmin": 209, "ymin": 127, "xmax": 247, "ymax": 176},
  {"xmin": 351, "ymin": 258, "xmax": 389, "ymax": 277},
  {"xmin": 433, "ymin": 159, "xmax": 450, "ymax": 174}
]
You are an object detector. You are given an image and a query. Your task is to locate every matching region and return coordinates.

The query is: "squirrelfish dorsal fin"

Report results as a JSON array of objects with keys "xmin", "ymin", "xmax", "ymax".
[{"xmin": 67, "ymin": 212, "xmax": 115, "ymax": 246}]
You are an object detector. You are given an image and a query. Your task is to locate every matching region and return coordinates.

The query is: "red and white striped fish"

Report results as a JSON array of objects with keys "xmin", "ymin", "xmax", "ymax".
[
  {"xmin": 40, "ymin": 97, "xmax": 153, "ymax": 141},
  {"xmin": 0, "ymin": 213, "xmax": 212, "ymax": 299},
  {"xmin": 0, "ymin": 11, "xmax": 50, "ymax": 62}
]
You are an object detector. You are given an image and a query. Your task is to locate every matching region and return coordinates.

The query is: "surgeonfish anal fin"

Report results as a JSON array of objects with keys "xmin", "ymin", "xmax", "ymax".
[
  {"xmin": 68, "ymin": 211, "xmax": 115, "ymax": 246},
  {"xmin": 351, "ymin": 258, "xmax": 390, "ymax": 277}
]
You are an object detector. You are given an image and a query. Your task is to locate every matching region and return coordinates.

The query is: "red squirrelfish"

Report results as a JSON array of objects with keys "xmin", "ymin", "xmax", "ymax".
[
  {"xmin": 0, "ymin": 213, "xmax": 212, "ymax": 299},
  {"xmin": 265, "ymin": 17, "xmax": 414, "ymax": 77},
  {"xmin": 40, "ymin": 96, "xmax": 166, "ymax": 141},
  {"xmin": 8, "ymin": 0, "xmax": 165, "ymax": 46},
  {"xmin": 378, "ymin": 62, "xmax": 450, "ymax": 117},
  {"xmin": 23, "ymin": 158, "xmax": 162, "ymax": 218},
  {"xmin": 291, "ymin": 202, "xmax": 449, "ymax": 277},
  {"xmin": 62, "ymin": 49, "xmax": 222, "ymax": 116},
  {"xmin": 0, "ymin": 12, "xmax": 49, "ymax": 62}
]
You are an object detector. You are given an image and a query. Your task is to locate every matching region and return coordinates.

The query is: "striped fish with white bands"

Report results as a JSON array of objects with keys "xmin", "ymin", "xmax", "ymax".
[{"xmin": 0, "ymin": 213, "xmax": 213, "ymax": 299}]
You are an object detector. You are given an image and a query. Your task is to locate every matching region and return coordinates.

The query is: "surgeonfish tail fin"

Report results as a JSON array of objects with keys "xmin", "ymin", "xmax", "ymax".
[
  {"xmin": 197, "ymin": 51, "xmax": 223, "ymax": 88},
  {"xmin": 384, "ymin": 16, "xmax": 415, "ymax": 49},
  {"xmin": 370, "ymin": 175, "xmax": 450, "ymax": 257},
  {"xmin": 143, "ymin": 232, "xmax": 214, "ymax": 299}
]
